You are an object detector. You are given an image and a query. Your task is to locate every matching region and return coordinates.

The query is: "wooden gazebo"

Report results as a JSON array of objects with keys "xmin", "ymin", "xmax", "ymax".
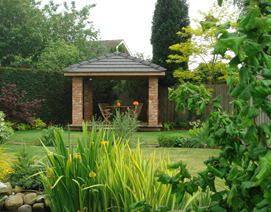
[{"xmin": 62, "ymin": 52, "xmax": 166, "ymax": 131}]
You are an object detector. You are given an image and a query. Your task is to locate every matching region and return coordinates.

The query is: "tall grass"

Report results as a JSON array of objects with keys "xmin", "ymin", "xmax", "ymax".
[{"xmin": 40, "ymin": 122, "xmax": 181, "ymax": 212}]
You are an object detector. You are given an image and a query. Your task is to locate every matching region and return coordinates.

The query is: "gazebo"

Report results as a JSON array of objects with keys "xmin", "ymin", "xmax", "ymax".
[{"xmin": 62, "ymin": 52, "xmax": 166, "ymax": 131}]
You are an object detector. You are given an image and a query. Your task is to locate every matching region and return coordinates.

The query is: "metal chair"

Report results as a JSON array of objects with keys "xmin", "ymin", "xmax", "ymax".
[{"xmin": 98, "ymin": 103, "xmax": 113, "ymax": 125}]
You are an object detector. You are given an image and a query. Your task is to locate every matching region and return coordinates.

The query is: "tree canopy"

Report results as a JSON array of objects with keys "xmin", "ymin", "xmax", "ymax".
[
  {"xmin": 151, "ymin": 0, "xmax": 190, "ymax": 86},
  {"xmin": 167, "ymin": 0, "xmax": 239, "ymax": 86},
  {"xmin": 0, "ymin": 0, "xmax": 106, "ymax": 69}
]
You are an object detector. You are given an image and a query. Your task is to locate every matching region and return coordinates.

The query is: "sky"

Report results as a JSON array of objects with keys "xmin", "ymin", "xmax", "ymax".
[{"xmin": 42, "ymin": 0, "xmax": 218, "ymax": 57}]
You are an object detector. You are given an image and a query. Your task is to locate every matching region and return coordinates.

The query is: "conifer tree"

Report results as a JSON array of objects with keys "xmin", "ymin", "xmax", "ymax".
[{"xmin": 151, "ymin": 0, "xmax": 189, "ymax": 86}]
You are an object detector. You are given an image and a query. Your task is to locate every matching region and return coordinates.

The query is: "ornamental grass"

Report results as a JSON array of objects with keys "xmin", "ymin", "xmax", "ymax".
[{"xmin": 39, "ymin": 122, "xmax": 183, "ymax": 212}]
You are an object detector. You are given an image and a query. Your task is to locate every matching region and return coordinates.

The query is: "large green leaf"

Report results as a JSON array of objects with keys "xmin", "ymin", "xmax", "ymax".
[
  {"xmin": 167, "ymin": 160, "xmax": 183, "ymax": 170},
  {"xmin": 252, "ymin": 83, "xmax": 271, "ymax": 107},
  {"xmin": 218, "ymin": 21, "xmax": 231, "ymax": 29},
  {"xmin": 230, "ymin": 83, "xmax": 246, "ymax": 98},
  {"xmin": 243, "ymin": 42, "xmax": 262, "ymax": 58},
  {"xmin": 244, "ymin": 125, "xmax": 258, "ymax": 143},
  {"xmin": 229, "ymin": 55, "xmax": 241, "ymax": 68},
  {"xmin": 227, "ymin": 166, "xmax": 238, "ymax": 181},
  {"xmin": 220, "ymin": 35, "xmax": 247, "ymax": 58},
  {"xmin": 217, "ymin": 0, "xmax": 223, "ymax": 6},
  {"xmin": 256, "ymin": 151, "xmax": 271, "ymax": 184},
  {"xmin": 200, "ymin": 21, "xmax": 217, "ymax": 31},
  {"xmin": 227, "ymin": 184, "xmax": 238, "ymax": 206},
  {"xmin": 239, "ymin": 84, "xmax": 252, "ymax": 101},
  {"xmin": 262, "ymin": 68, "xmax": 271, "ymax": 79},
  {"xmin": 255, "ymin": 17, "xmax": 267, "ymax": 31},
  {"xmin": 262, "ymin": 52, "xmax": 271, "ymax": 68},
  {"xmin": 212, "ymin": 94, "xmax": 221, "ymax": 102},
  {"xmin": 241, "ymin": 181, "xmax": 257, "ymax": 198},
  {"xmin": 248, "ymin": 107, "xmax": 259, "ymax": 118},
  {"xmin": 239, "ymin": 67, "xmax": 252, "ymax": 84},
  {"xmin": 239, "ymin": 7, "xmax": 261, "ymax": 31}
]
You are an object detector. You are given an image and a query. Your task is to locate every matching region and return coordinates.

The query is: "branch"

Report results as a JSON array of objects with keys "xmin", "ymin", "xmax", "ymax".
[
  {"xmin": 190, "ymin": 178, "xmax": 199, "ymax": 186},
  {"xmin": 254, "ymin": 118, "xmax": 271, "ymax": 149},
  {"xmin": 230, "ymin": 137, "xmax": 251, "ymax": 146}
]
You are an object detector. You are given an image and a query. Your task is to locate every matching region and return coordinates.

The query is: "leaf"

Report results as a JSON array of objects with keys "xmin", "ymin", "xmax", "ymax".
[
  {"xmin": 262, "ymin": 52, "xmax": 271, "ymax": 69},
  {"xmin": 256, "ymin": 151, "xmax": 271, "ymax": 184},
  {"xmin": 215, "ymin": 128, "xmax": 226, "ymax": 138},
  {"xmin": 239, "ymin": 85, "xmax": 252, "ymax": 101},
  {"xmin": 227, "ymin": 184, "xmax": 237, "ymax": 206},
  {"xmin": 239, "ymin": 67, "xmax": 252, "ymax": 85},
  {"xmin": 218, "ymin": 21, "xmax": 230, "ymax": 29},
  {"xmin": 241, "ymin": 181, "xmax": 257, "ymax": 198},
  {"xmin": 207, "ymin": 165, "xmax": 223, "ymax": 177},
  {"xmin": 230, "ymin": 83, "xmax": 246, "ymax": 98},
  {"xmin": 262, "ymin": 68, "xmax": 271, "ymax": 79},
  {"xmin": 248, "ymin": 106, "xmax": 259, "ymax": 118},
  {"xmin": 259, "ymin": 123, "xmax": 270, "ymax": 135},
  {"xmin": 157, "ymin": 174, "xmax": 171, "ymax": 184},
  {"xmin": 212, "ymin": 94, "xmax": 221, "ymax": 103},
  {"xmin": 167, "ymin": 160, "xmax": 183, "ymax": 170},
  {"xmin": 229, "ymin": 55, "xmax": 241, "ymax": 68},
  {"xmin": 220, "ymin": 35, "xmax": 247, "ymax": 58},
  {"xmin": 129, "ymin": 199, "xmax": 147, "ymax": 210},
  {"xmin": 244, "ymin": 125, "xmax": 258, "ymax": 143},
  {"xmin": 217, "ymin": 0, "xmax": 223, "ymax": 6},
  {"xmin": 175, "ymin": 189, "xmax": 185, "ymax": 205},
  {"xmin": 227, "ymin": 166, "xmax": 238, "ymax": 181},
  {"xmin": 219, "ymin": 157, "xmax": 229, "ymax": 167},
  {"xmin": 252, "ymin": 83, "xmax": 271, "ymax": 108},
  {"xmin": 239, "ymin": 7, "xmax": 261, "ymax": 31},
  {"xmin": 200, "ymin": 21, "xmax": 217, "ymax": 31}
]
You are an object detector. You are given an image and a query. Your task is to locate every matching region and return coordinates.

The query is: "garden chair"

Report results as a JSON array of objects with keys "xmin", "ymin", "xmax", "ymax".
[
  {"xmin": 98, "ymin": 103, "xmax": 113, "ymax": 125},
  {"xmin": 129, "ymin": 103, "xmax": 143, "ymax": 119}
]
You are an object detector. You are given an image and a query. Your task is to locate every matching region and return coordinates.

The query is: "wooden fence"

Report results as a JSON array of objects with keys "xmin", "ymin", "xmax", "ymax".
[{"xmin": 111, "ymin": 84, "xmax": 271, "ymax": 125}]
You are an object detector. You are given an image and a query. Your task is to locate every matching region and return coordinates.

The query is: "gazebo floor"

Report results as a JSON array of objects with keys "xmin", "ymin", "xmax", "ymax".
[{"xmin": 69, "ymin": 122, "xmax": 163, "ymax": 132}]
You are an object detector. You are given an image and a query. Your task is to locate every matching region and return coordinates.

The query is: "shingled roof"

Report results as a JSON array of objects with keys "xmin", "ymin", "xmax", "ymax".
[{"xmin": 62, "ymin": 52, "xmax": 166, "ymax": 80}]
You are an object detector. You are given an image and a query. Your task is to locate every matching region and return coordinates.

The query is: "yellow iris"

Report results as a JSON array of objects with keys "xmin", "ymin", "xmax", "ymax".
[
  {"xmin": 49, "ymin": 168, "xmax": 54, "ymax": 177},
  {"xmin": 101, "ymin": 141, "xmax": 108, "ymax": 146},
  {"xmin": 75, "ymin": 154, "xmax": 81, "ymax": 159},
  {"xmin": 89, "ymin": 170, "xmax": 96, "ymax": 178}
]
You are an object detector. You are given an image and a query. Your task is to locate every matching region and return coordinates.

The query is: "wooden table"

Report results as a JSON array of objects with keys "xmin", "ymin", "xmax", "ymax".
[{"xmin": 105, "ymin": 106, "xmax": 134, "ymax": 113}]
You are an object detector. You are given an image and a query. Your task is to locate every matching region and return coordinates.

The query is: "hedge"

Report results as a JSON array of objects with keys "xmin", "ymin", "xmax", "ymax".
[
  {"xmin": 0, "ymin": 68, "xmax": 117, "ymax": 125},
  {"xmin": 0, "ymin": 68, "xmax": 72, "ymax": 125}
]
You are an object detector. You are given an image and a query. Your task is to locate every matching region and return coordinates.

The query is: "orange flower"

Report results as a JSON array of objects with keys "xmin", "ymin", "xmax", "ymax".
[
  {"xmin": 117, "ymin": 102, "xmax": 121, "ymax": 106},
  {"xmin": 133, "ymin": 101, "xmax": 139, "ymax": 106}
]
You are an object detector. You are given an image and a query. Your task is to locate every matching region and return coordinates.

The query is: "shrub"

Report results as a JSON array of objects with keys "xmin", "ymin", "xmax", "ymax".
[
  {"xmin": 158, "ymin": 134, "xmax": 188, "ymax": 147},
  {"xmin": 113, "ymin": 110, "xmax": 139, "ymax": 142},
  {"xmin": 41, "ymin": 126, "xmax": 63, "ymax": 146},
  {"xmin": 40, "ymin": 123, "xmax": 182, "ymax": 212},
  {"xmin": 5, "ymin": 118, "xmax": 46, "ymax": 131},
  {"xmin": 4, "ymin": 143, "xmax": 44, "ymax": 191},
  {"xmin": 163, "ymin": 121, "xmax": 175, "ymax": 131},
  {"xmin": 0, "ymin": 145, "xmax": 15, "ymax": 181},
  {"xmin": 186, "ymin": 123, "xmax": 210, "ymax": 148},
  {"xmin": 0, "ymin": 82, "xmax": 46, "ymax": 125},
  {"xmin": 0, "ymin": 111, "xmax": 13, "ymax": 144}
]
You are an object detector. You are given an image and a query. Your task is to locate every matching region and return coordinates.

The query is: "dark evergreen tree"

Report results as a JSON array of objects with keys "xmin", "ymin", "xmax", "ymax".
[{"xmin": 151, "ymin": 0, "xmax": 190, "ymax": 86}]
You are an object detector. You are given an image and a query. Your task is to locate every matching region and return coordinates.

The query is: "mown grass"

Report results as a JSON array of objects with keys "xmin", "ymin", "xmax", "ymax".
[{"xmin": 9, "ymin": 129, "xmax": 190, "ymax": 145}]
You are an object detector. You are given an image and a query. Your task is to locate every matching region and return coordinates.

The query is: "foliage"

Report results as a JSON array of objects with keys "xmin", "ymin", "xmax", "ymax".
[
  {"xmin": 0, "ymin": 82, "xmax": 46, "ymax": 125},
  {"xmin": 41, "ymin": 126, "xmax": 63, "ymax": 146},
  {"xmin": 151, "ymin": 0, "xmax": 190, "ymax": 86},
  {"xmin": 35, "ymin": 40, "xmax": 80, "ymax": 71},
  {"xmin": 113, "ymin": 110, "xmax": 140, "ymax": 142},
  {"xmin": 6, "ymin": 118, "xmax": 46, "ymax": 131},
  {"xmin": 4, "ymin": 143, "xmax": 44, "ymax": 191},
  {"xmin": 0, "ymin": 112, "xmax": 13, "ymax": 144},
  {"xmin": 187, "ymin": 123, "xmax": 210, "ymax": 148},
  {"xmin": 0, "ymin": 0, "xmax": 105, "ymax": 68},
  {"xmin": 40, "ymin": 123, "xmax": 182, "ymax": 212},
  {"xmin": 167, "ymin": 0, "xmax": 240, "ymax": 86},
  {"xmin": 109, "ymin": 44, "xmax": 127, "ymax": 54},
  {"xmin": 0, "ymin": 144, "xmax": 15, "ymax": 180},
  {"xmin": 162, "ymin": 121, "xmax": 175, "ymax": 131},
  {"xmin": 188, "ymin": 119, "xmax": 202, "ymax": 128},
  {"xmin": 158, "ymin": 133, "xmax": 188, "ymax": 147},
  {"xmin": 160, "ymin": 0, "xmax": 271, "ymax": 210},
  {"xmin": 0, "ymin": 68, "xmax": 72, "ymax": 125},
  {"xmin": 174, "ymin": 117, "xmax": 190, "ymax": 129}
]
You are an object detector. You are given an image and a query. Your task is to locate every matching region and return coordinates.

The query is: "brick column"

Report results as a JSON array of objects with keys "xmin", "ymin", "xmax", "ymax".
[
  {"xmin": 148, "ymin": 76, "xmax": 159, "ymax": 126},
  {"xmin": 72, "ymin": 77, "xmax": 83, "ymax": 125},
  {"xmin": 84, "ymin": 79, "xmax": 93, "ymax": 122}
]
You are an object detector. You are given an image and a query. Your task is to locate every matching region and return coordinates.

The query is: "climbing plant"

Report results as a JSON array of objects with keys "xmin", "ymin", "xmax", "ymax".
[{"xmin": 132, "ymin": 0, "xmax": 271, "ymax": 211}]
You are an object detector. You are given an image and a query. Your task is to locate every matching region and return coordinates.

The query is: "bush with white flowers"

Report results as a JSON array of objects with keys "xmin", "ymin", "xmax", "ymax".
[
  {"xmin": 188, "ymin": 119, "xmax": 202, "ymax": 128},
  {"xmin": 0, "ymin": 111, "xmax": 13, "ymax": 143}
]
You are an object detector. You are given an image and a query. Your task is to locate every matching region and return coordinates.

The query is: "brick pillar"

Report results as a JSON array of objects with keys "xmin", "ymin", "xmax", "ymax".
[
  {"xmin": 84, "ymin": 79, "xmax": 93, "ymax": 122},
  {"xmin": 72, "ymin": 77, "xmax": 83, "ymax": 125},
  {"xmin": 148, "ymin": 76, "xmax": 158, "ymax": 126}
]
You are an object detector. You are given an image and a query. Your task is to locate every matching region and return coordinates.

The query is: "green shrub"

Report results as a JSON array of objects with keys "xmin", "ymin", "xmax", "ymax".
[
  {"xmin": 4, "ymin": 143, "xmax": 44, "ymax": 191},
  {"xmin": 113, "ymin": 110, "xmax": 139, "ymax": 142},
  {"xmin": 6, "ymin": 118, "xmax": 46, "ymax": 131},
  {"xmin": 0, "ymin": 112, "xmax": 14, "ymax": 144},
  {"xmin": 40, "ymin": 123, "xmax": 181, "ymax": 212},
  {"xmin": 17, "ymin": 123, "xmax": 32, "ymax": 131},
  {"xmin": 163, "ymin": 121, "xmax": 175, "ymax": 131},
  {"xmin": 41, "ymin": 126, "xmax": 63, "ymax": 146},
  {"xmin": 32, "ymin": 118, "xmax": 46, "ymax": 129},
  {"xmin": 158, "ymin": 134, "xmax": 188, "ymax": 147},
  {"xmin": 186, "ymin": 123, "xmax": 210, "ymax": 148}
]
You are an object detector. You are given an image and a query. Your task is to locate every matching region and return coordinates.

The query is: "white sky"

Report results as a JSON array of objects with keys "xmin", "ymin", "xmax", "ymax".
[{"xmin": 42, "ymin": 0, "xmax": 217, "ymax": 57}]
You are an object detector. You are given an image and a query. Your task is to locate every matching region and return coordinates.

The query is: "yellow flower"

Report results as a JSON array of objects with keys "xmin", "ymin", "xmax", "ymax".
[
  {"xmin": 89, "ymin": 170, "xmax": 96, "ymax": 178},
  {"xmin": 49, "ymin": 168, "xmax": 54, "ymax": 177},
  {"xmin": 75, "ymin": 154, "xmax": 81, "ymax": 159},
  {"xmin": 101, "ymin": 141, "xmax": 108, "ymax": 146}
]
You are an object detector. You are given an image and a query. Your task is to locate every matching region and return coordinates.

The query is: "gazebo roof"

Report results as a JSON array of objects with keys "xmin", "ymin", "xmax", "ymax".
[{"xmin": 62, "ymin": 52, "xmax": 166, "ymax": 80}]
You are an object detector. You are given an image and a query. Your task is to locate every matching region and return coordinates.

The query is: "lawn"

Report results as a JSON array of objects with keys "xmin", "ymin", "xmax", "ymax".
[{"xmin": 9, "ymin": 129, "xmax": 190, "ymax": 145}]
